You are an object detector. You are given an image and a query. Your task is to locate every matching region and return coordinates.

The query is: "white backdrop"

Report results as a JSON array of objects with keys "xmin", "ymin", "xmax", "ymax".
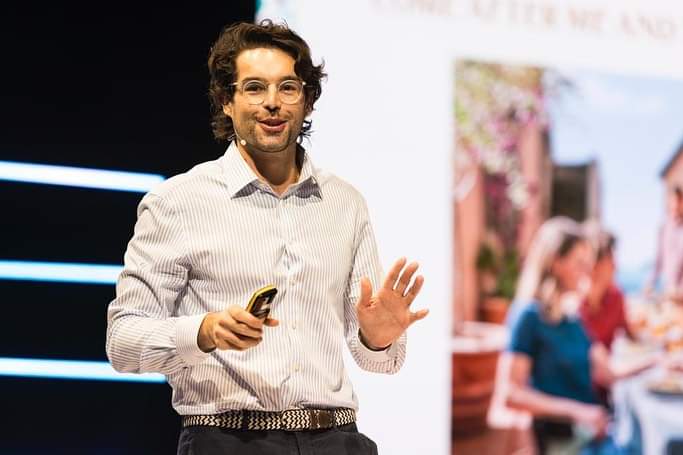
[{"xmin": 257, "ymin": 1, "xmax": 683, "ymax": 453}]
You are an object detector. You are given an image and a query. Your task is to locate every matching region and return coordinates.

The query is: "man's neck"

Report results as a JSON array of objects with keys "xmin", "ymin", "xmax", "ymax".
[{"xmin": 237, "ymin": 142, "xmax": 301, "ymax": 195}]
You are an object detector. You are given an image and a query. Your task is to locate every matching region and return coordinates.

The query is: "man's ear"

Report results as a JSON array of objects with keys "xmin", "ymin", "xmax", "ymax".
[{"xmin": 223, "ymin": 103, "xmax": 233, "ymax": 117}]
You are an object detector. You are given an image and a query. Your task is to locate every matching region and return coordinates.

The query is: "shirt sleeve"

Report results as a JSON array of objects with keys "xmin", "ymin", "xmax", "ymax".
[
  {"xmin": 507, "ymin": 305, "xmax": 537, "ymax": 357},
  {"xmin": 343, "ymin": 196, "xmax": 407, "ymax": 374},
  {"xmin": 106, "ymin": 192, "xmax": 210, "ymax": 376}
]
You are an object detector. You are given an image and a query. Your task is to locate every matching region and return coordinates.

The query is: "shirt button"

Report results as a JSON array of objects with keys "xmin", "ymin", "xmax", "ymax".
[
  {"xmin": 291, "ymin": 322, "xmax": 297, "ymax": 330},
  {"xmin": 293, "ymin": 364, "xmax": 300, "ymax": 372}
]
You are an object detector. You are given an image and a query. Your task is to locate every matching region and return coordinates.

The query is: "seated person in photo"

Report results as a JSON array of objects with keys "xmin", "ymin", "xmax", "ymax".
[
  {"xmin": 580, "ymin": 231, "xmax": 637, "ymax": 409},
  {"xmin": 580, "ymin": 231, "xmax": 635, "ymax": 352},
  {"xmin": 499, "ymin": 217, "xmax": 652, "ymax": 455}
]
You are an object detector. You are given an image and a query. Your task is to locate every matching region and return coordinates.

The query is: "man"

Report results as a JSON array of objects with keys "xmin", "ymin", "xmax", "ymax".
[
  {"xmin": 106, "ymin": 20, "xmax": 427, "ymax": 455},
  {"xmin": 581, "ymin": 232, "xmax": 634, "ymax": 351},
  {"xmin": 646, "ymin": 185, "xmax": 683, "ymax": 301}
]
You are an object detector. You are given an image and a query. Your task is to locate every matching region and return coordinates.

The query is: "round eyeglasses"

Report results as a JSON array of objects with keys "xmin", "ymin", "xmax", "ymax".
[{"xmin": 231, "ymin": 79, "xmax": 306, "ymax": 105}]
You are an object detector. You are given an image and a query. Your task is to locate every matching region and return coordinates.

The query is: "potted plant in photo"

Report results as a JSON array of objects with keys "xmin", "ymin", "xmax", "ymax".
[
  {"xmin": 476, "ymin": 232, "xmax": 520, "ymax": 325},
  {"xmin": 476, "ymin": 167, "xmax": 523, "ymax": 325}
]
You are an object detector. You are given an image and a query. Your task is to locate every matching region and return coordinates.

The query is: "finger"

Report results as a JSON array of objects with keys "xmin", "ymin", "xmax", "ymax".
[
  {"xmin": 264, "ymin": 317, "xmax": 280, "ymax": 327},
  {"xmin": 213, "ymin": 328, "xmax": 239, "ymax": 351},
  {"xmin": 215, "ymin": 337, "xmax": 231, "ymax": 351},
  {"xmin": 408, "ymin": 308, "xmax": 429, "ymax": 325},
  {"xmin": 229, "ymin": 305, "xmax": 264, "ymax": 329},
  {"xmin": 220, "ymin": 308, "xmax": 263, "ymax": 339},
  {"xmin": 220, "ymin": 329, "xmax": 261, "ymax": 351},
  {"xmin": 395, "ymin": 262, "xmax": 419, "ymax": 295},
  {"xmin": 356, "ymin": 277, "xmax": 373, "ymax": 309},
  {"xmin": 405, "ymin": 275, "xmax": 424, "ymax": 304},
  {"xmin": 223, "ymin": 339, "xmax": 252, "ymax": 351},
  {"xmin": 216, "ymin": 337, "xmax": 257, "ymax": 352},
  {"xmin": 219, "ymin": 318, "xmax": 263, "ymax": 339},
  {"xmin": 381, "ymin": 257, "xmax": 407, "ymax": 290}
]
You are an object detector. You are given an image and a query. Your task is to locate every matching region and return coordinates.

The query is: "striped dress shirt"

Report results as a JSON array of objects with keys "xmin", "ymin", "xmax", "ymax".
[{"xmin": 106, "ymin": 143, "xmax": 406, "ymax": 415}]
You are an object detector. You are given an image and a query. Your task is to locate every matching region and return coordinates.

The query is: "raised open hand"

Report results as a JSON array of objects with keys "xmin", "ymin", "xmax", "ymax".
[{"xmin": 356, "ymin": 257, "xmax": 428, "ymax": 350}]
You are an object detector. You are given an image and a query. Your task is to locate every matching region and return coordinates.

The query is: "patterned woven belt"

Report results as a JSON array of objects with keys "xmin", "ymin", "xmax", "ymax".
[{"xmin": 183, "ymin": 408, "xmax": 356, "ymax": 432}]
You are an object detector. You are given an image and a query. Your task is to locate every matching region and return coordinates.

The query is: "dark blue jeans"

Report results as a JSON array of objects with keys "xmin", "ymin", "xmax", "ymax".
[{"xmin": 177, "ymin": 423, "xmax": 378, "ymax": 455}]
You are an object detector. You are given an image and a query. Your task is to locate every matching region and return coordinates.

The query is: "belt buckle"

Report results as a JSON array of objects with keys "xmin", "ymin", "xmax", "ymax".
[{"xmin": 308, "ymin": 409, "xmax": 333, "ymax": 430}]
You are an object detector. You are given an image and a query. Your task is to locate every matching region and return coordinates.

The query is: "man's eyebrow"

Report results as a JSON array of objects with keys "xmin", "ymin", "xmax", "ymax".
[{"xmin": 238, "ymin": 75, "xmax": 301, "ymax": 83}]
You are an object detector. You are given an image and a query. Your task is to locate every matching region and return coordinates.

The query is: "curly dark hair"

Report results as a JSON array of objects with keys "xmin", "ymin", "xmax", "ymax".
[{"xmin": 207, "ymin": 19, "xmax": 326, "ymax": 143}]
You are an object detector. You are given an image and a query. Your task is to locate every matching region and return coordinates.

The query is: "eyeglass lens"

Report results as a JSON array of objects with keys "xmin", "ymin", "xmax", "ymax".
[{"xmin": 240, "ymin": 80, "xmax": 303, "ymax": 104}]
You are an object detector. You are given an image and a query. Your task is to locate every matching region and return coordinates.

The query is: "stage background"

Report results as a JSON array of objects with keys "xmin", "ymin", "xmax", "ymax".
[
  {"xmin": 0, "ymin": 4, "xmax": 254, "ymax": 454},
  {"xmin": 3, "ymin": 1, "xmax": 683, "ymax": 454},
  {"xmin": 256, "ymin": 1, "xmax": 683, "ymax": 454}
]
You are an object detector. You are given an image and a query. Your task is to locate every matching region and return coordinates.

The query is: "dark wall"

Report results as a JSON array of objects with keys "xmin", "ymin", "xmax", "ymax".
[{"xmin": 0, "ymin": 4, "xmax": 255, "ymax": 453}]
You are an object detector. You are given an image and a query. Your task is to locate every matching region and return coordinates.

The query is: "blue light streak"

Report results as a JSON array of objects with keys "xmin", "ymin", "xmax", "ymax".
[
  {"xmin": 0, "ymin": 357, "xmax": 165, "ymax": 383},
  {"xmin": 0, "ymin": 160, "xmax": 164, "ymax": 193},
  {"xmin": 0, "ymin": 261, "xmax": 121, "ymax": 284}
]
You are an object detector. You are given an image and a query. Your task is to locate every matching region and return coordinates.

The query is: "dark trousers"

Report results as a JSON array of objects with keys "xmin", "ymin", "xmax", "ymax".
[{"xmin": 177, "ymin": 423, "xmax": 378, "ymax": 455}]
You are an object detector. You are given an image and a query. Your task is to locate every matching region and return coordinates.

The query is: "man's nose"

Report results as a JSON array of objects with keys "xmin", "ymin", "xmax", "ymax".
[{"xmin": 262, "ymin": 85, "xmax": 281, "ymax": 111}]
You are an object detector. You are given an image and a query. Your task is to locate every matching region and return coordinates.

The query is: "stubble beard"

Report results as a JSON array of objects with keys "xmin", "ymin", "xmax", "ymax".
[{"xmin": 245, "ymin": 120, "xmax": 302, "ymax": 155}]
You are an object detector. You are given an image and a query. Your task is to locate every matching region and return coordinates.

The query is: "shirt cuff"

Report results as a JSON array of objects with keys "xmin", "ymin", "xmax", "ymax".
[
  {"xmin": 356, "ymin": 331, "xmax": 400, "ymax": 362},
  {"xmin": 176, "ymin": 313, "xmax": 212, "ymax": 366}
]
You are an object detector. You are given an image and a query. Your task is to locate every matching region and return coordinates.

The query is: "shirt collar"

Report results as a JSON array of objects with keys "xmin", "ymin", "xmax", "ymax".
[{"xmin": 221, "ymin": 141, "xmax": 322, "ymax": 199}]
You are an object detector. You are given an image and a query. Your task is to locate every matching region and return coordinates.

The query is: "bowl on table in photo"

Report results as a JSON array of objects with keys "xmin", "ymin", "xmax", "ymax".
[
  {"xmin": 637, "ymin": 301, "xmax": 677, "ymax": 344},
  {"xmin": 647, "ymin": 373, "xmax": 683, "ymax": 397}
]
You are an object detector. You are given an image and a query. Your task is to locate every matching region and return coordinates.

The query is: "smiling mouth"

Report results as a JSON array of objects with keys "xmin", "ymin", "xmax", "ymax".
[
  {"xmin": 258, "ymin": 118, "xmax": 287, "ymax": 133},
  {"xmin": 259, "ymin": 118, "xmax": 286, "ymax": 126}
]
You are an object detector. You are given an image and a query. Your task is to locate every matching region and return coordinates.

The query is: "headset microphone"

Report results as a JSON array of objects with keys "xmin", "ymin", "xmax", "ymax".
[{"xmin": 235, "ymin": 133, "xmax": 247, "ymax": 146}]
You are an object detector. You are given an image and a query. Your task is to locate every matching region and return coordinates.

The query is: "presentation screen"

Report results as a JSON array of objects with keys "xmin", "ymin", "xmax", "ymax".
[{"xmin": 257, "ymin": 1, "xmax": 683, "ymax": 453}]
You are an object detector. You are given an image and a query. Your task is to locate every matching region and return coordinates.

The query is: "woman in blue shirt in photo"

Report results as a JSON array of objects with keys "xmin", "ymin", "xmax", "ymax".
[{"xmin": 499, "ymin": 217, "xmax": 652, "ymax": 454}]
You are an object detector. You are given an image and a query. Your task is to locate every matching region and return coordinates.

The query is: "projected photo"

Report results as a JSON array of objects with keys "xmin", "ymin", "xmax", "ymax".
[{"xmin": 452, "ymin": 60, "xmax": 683, "ymax": 454}]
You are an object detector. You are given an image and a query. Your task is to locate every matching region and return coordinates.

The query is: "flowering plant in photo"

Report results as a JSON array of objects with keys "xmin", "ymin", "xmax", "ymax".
[
  {"xmin": 455, "ymin": 61, "xmax": 548, "ymax": 302},
  {"xmin": 455, "ymin": 61, "xmax": 547, "ymax": 210}
]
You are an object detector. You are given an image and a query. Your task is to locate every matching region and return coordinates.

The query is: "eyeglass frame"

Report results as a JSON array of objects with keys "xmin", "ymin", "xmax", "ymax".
[{"xmin": 230, "ymin": 79, "xmax": 307, "ymax": 105}]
